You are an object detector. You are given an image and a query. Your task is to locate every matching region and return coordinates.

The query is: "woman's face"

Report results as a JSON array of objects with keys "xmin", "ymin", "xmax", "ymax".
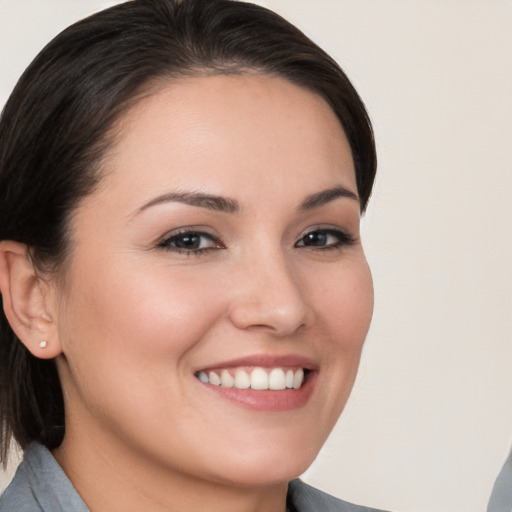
[{"xmin": 52, "ymin": 74, "xmax": 373, "ymax": 488}]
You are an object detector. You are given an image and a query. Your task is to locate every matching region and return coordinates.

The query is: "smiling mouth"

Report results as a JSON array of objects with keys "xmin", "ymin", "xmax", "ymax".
[{"xmin": 195, "ymin": 367, "xmax": 307, "ymax": 390}]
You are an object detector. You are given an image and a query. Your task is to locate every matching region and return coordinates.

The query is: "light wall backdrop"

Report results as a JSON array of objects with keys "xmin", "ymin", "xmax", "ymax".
[{"xmin": 1, "ymin": 2, "xmax": 511, "ymax": 511}]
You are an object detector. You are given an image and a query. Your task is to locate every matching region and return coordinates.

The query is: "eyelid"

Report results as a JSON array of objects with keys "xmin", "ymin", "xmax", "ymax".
[{"xmin": 156, "ymin": 225, "xmax": 218, "ymax": 241}]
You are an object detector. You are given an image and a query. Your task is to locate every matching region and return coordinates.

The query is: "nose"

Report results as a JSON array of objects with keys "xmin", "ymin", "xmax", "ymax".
[{"xmin": 227, "ymin": 249, "xmax": 313, "ymax": 337}]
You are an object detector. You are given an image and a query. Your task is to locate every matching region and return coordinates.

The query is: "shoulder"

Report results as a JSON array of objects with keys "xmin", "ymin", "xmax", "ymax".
[
  {"xmin": 0, "ymin": 443, "xmax": 89, "ymax": 512},
  {"xmin": 0, "ymin": 445, "xmax": 42, "ymax": 512},
  {"xmin": 287, "ymin": 479, "xmax": 390, "ymax": 512},
  {"xmin": 487, "ymin": 449, "xmax": 512, "ymax": 512}
]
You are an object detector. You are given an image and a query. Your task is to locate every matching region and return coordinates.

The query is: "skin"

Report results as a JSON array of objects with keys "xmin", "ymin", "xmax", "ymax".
[{"xmin": 2, "ymin": 74, "xmax": 374, "ymax": 512}]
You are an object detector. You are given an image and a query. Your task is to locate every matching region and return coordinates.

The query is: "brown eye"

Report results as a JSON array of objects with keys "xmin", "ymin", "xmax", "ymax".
[
  {"xmin": 300, "ymin": 231, "xmax": 329, "ymax": 247},
  {"xmin": 172, "ymin": 233, "xmax": 203, "ymax": 249},
  {"xmin": 158, "ymin": 231, "xmax": 223, "ymax": 254},
  {"xmin": 295, "ymin": 229, "xmax": 355, "ymax": 249}
]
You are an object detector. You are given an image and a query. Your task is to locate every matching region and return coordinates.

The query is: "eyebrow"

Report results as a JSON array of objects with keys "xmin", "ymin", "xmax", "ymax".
[
  {"xmin": 299, "ymin": 185, "xmax": 359, "ymax": 211},
  {"xmin": 134, "ymin": 185, "xmax": 358, "ymax": 217},
  {"xmin": 136, "ymin": 191, "xmax": 241, "ymax": 215}
]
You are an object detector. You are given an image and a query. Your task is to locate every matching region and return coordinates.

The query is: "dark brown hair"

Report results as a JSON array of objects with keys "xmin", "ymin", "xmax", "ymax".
[{"xmin": 0, "ymin": 0, "xmax": 376, "ymax": 462}]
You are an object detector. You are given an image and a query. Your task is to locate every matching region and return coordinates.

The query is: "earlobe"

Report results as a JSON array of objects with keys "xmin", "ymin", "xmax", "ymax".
[{"xmin": 0, "ymin": 240, "xmax": 62, "ymax": 359}]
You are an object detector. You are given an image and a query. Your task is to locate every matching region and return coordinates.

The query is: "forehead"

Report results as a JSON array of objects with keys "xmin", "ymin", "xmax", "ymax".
[{"xmin": 97, "ymin": 74, "xmax": 356, "ymax": 208}]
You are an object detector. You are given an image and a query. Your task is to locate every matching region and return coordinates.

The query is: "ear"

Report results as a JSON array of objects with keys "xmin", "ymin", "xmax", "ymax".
[{"xmin": 0, "ymin": 241, "xmax": 62, "ymax": 359}]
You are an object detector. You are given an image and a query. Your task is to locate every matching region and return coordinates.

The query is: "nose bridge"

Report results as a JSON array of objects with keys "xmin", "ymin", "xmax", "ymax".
[{"xmin": 228, "ymin": 241, "xmax": 312, "ymax": 335}]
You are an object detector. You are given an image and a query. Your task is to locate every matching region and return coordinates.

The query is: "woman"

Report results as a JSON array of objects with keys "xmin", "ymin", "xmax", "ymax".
[{"xmin": 0, "ymin": 0, "xmax": 383, "ymax": 510}]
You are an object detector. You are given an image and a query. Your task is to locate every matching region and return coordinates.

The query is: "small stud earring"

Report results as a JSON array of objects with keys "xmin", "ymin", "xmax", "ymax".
[{"xmin": 39, "ymin": 341, "xmax": 48, "ymax": 348}]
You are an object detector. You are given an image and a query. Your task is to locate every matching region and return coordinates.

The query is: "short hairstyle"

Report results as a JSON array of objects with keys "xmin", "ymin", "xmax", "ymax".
[{"xmin": 0, "ymin": 0, "xmax": 376, "ymax": 462}]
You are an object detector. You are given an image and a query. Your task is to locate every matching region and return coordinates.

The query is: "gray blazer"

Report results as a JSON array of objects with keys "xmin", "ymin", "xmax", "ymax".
[
  {"xmin": 287, "ymin": 479, "xmax": 388, "ymax": 511},
  {"xmin": 488, "ymin": 449, "xmax": 512, "ymax": 512},
  {"xmin": 0, "ymin": 443, "xmax": 388, "ymax": 512}
]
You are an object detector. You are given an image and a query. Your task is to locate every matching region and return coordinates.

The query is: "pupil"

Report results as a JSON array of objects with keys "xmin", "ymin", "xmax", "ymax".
[
  {"xmin": 305, "ymin": 232, "xmax": 326, "ymax": 246},
  {"xmin": 176, "ymin": 234, "xmax": 200, "ymax": 249}
]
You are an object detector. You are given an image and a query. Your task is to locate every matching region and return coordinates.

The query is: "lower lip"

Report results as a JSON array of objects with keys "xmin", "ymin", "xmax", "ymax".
[{"xmin": 199, "ymin": 371, "xmax": 317, "ymax": 412}]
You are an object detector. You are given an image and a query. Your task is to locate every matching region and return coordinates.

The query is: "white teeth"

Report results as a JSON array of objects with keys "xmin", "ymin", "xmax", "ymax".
[
  {"xmin": 234, "ymin": 369, "xmax": 250, "ymax": 389},
  {"xmin": 285, "ymin": 369, "xmax": 294, "ymax": 389},
  {"xmin": 250, "ymin": 367, "xmax": 269, "ymax": 390},
  {"xmin": 293, "ymin": 368, "xmax": 304, "ymax": 389},
  {"xmin": 198, "ymin": 367, "xmax": 306, "ymax": 390},
  {"xmin": 220, "ymin": 369, "xmax": 234, "ymax": 388},
  {"xmin": 208, "ymin": 371, "xmax": 221, "ymax": 386},
  {"xmin": 269, "ymin": 368, "xmax": 286, "ymax": 390}
]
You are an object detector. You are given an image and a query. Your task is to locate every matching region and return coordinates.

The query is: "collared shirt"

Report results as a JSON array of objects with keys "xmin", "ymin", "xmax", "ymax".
[{"xmin": 0, "ymin": 443, "xmax": 387, "ymax": 512}]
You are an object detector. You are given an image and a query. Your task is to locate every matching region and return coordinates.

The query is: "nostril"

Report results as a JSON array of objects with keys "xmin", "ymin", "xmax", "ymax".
[{"xmin": 229, "ymin": 301, "xmax": 310, "ymax": 336}]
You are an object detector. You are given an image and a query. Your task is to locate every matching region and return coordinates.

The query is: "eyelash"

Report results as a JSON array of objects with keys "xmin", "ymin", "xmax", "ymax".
[
  {"xmin": 295, "ymin": 228, "xmax": 356, "ymax": 251},
  {"xmin": 157, "ymin": 228, "xmax": 356, "ymax": 256},
  {"xmin": 157, "ymin": 230, "xmax": 224, "ymax": 256}
]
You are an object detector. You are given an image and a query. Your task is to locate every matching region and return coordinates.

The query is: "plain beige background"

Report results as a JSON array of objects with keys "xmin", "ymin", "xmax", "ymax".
[{"xmin": 1, "ymin": 1, "xmax": 512, "ymax": 511}]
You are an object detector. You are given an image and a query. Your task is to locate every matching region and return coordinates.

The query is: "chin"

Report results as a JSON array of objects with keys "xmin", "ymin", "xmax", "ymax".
[{"xmin": 206, "ymin": 439, "xmax": 320, "ymax": 489}]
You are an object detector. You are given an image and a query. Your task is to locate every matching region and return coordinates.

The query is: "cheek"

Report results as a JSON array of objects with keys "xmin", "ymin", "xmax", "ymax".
[
  {"xmin": 309, "ymin": 257, "xmax": 374, "ymax": 354},
  {"xmin": 54, "ymin": 258, "xmax": 232, "ymax": 448},
  {"xmin": 58, "ymin": 258, "xmax": 229, "ymax": 376},
  {"xmin": 295, "ymin": 257, "xmax": 373, "ymax": 441}
]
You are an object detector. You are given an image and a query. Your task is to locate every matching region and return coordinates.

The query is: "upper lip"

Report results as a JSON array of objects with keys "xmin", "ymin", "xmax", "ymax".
[{"xmin": 195, "ymin": 354, "xmax": 318, "ymax": 373}]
